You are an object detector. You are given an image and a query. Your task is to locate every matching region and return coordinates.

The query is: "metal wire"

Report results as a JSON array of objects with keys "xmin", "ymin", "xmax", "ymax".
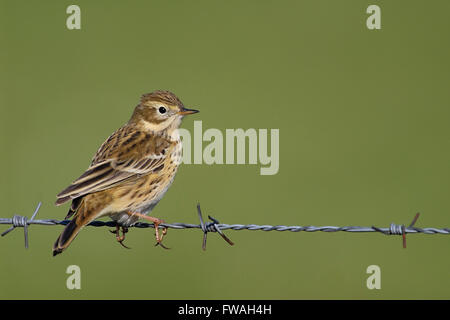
[{"xmin": 1, "ymin": 202, "xmax": 449, "ymax": 250}]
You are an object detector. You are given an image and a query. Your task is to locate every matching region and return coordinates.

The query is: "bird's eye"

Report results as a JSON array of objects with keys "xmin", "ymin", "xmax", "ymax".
[{"xmin": 158, "ymin": 106, "xmax": 167, "ymax": 114}]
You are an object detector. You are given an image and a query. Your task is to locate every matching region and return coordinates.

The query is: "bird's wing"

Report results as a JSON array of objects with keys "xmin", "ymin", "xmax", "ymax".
[{"xmin": 55, "ymin": 127, "xmax": 172, "ymax": 206}]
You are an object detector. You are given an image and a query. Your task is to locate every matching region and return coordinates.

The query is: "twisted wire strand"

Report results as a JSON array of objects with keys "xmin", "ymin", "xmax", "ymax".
[{"xmin": 0, "ymin": 202, "xmax": 449, "ymax": 250}]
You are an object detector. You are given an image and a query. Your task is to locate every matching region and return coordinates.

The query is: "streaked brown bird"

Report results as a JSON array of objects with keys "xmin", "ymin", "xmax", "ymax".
[{"xmin": 53, "ymin": 90, "xmax": 198, "ymax": 256}]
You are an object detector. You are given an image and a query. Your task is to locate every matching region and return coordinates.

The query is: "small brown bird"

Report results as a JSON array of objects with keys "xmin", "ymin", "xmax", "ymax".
[{"xmin": 53, "ymin": 90, "xmax": 198, "ymax": 256}]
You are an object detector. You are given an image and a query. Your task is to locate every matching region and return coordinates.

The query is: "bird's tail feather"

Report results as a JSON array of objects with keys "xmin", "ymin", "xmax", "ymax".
[{"xmin": 52, "ymin": 201, "xmax": 98, "ymax": 256}]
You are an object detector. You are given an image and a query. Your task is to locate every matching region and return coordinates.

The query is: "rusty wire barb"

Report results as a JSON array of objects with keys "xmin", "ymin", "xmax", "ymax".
[{"xmin": 0, "ymin": 202, "xmax": 449, "ymax": 250}]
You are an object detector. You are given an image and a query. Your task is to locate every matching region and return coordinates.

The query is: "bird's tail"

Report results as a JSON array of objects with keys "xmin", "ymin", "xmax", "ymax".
[{"xmin": 52, "ymin": 201, "xmax": 98, "ymax": 256}]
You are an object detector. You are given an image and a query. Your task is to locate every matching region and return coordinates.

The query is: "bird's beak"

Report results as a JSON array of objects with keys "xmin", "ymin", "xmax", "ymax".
[{"xmin": 178, "ymin": 107, "xmax": 199, "ymax": 116}]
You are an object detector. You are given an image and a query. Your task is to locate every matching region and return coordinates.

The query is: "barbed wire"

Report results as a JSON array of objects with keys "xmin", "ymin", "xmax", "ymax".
[{"xmin": 1, "ymin": 202, "xmax": 449, "ymax": 250}]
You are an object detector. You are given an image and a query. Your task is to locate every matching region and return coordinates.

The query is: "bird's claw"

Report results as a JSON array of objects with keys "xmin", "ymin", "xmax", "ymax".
[
  {"xmin": 154, "ymin": 224, "xmax": 169, "ymax": 249},
  {"xmin": 118, "ymin": 239, "xmax": 131, "ymax": 249},
  {"xmin": 111, "ymin": 226, "xmax": 131, "ymax": 249},
  {"xmin": 125, "ymin": 212, "xmax": 170, "ymax": 250},
  {"xmin": 155, "ymin": 241, "xmax": 170, "ymax": 249}
]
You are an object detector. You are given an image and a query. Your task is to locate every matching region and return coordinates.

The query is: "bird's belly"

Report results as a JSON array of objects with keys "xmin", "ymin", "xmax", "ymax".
[
  {"xmin": 109, "ymin": 193, "xmax": 163, "ymax": 227},
  {"xmin": 110, "ymin": 211, "xmax": 140, "ymax": 227},
  {"xmin": 109, "ymin": 159, "xmax": 180, "ymax": 226}
]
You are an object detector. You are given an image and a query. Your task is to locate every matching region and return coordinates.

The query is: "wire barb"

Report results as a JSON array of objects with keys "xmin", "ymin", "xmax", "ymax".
[
  {"xmin": 197, "ymin": 203, "xmax": 234, "ymax": 251},
  {"xmin": 372, "ymin": 213, "xmax": 421, "ymax": 249},
  {"xmin": 0, "ymin": 203, "xmax": 448, "ymax": 250},
  {"xmin": 1, "ymin": 202, "xmax": 41, "ymax": 249}
]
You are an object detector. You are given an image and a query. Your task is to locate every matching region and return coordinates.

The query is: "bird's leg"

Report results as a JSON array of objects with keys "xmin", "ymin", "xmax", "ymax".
[
  {"xmin": 154, "ymin": 226, "xmax": 169, "ymax": 249},
  {"xmin": 119, "ymin": 227, "xmax": 130, "ymax": 249},
  {"xmin": 127, "ymin": 212, "xmax": 169, "ymax": 249},
  {"xmin": 109, "ymin": 225, "xmax": 120, "ymax": 238},
  {"xmin": 109, "ymin": 225, "xmax": 131, "ymax": 249}
]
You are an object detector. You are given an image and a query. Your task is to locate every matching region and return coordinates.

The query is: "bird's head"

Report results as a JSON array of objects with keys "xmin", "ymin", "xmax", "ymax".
[{"xmin": 130, "ymin": 90, "xmax": 198, "ymax": 132}]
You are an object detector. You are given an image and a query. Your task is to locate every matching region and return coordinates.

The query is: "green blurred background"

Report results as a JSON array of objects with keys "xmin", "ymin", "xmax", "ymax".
[{"xmin": 1, "ymin": 0, "xmax": 449, "ymax": 299}]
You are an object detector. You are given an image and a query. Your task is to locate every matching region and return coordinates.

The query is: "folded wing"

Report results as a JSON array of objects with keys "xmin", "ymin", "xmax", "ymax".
[{"xmin": 56, "ymin": 128, "xmax": 170, "ymax": 206}]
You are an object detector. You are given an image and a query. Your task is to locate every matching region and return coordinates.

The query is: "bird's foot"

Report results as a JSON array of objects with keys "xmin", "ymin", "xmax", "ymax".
[
  {"xmin": 146, "ymin": 216, "xmax": 169, "ymax": 249},
  {"xmin": 153, "ymin": 220, "xmax": 169, "ymax": 249},
  {"xmin": 110, "ymin": 225, "xmax": 131, "ymax": 249},
  {"xmin": 127, "ymin": 212, "xmax": 169, "ymax": 249}
]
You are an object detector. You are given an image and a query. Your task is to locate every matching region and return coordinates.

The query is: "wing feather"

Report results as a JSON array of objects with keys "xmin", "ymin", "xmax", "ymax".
[{"xmin": 56, "ymin": 127, "xmax": 171, "ymax": 206}]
